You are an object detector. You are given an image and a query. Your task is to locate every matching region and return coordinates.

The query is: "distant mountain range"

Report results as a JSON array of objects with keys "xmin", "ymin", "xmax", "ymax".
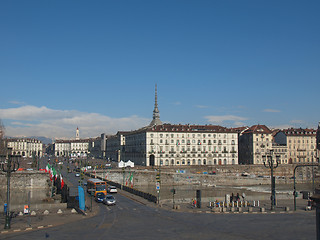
[{"xmin": 29, "ymin": 136, "xmax": 53, "ymax": 145}]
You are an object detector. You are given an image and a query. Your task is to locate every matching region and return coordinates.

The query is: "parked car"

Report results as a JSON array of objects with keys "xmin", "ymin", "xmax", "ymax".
[
  {"xmin": 103, "ymin": 195, "xmax": 116, "ymax": 206},
  {"xmin": 75, "ymin": 173, "xmax": 80, "ymax": 177},
  {"xmin": 95, "ymin": 192, "xmax": 105, "ymax": 203},
  {"xmin": 107, "ymin": 186, "xmax": 118, "ymax": 194}
]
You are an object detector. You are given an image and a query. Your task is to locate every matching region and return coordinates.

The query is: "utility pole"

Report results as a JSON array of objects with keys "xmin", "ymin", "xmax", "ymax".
[
  {"xmin": 0, "ymin": 148, "xmax": 20, "ymax": 229},
  {"xmin": 262, "ymin": 150, "xmax": 279, "ymax": 211}
]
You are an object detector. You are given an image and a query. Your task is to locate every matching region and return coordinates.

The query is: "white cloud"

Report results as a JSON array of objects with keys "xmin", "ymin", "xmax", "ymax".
[
  {"xmin": 0, "ymin": 105, "xmax": 150, "ymax": 139},
  {"xmin": 9, "ymin": 100, "xmax": 26, "ymax": 105},
  {"xmin": 263, "ymin": 109, "xmax": 281, "ymax": 113},
  {"xmin": 204, "ymin": 115, "xmax": 248, "ymax": 125},
  {"xmin": 195, "ymin": 105, "xmax": 208, "ymax": 109},
  {"xmin": 290, "ymin": 119, "xmax": 304, "ymax": 124}
]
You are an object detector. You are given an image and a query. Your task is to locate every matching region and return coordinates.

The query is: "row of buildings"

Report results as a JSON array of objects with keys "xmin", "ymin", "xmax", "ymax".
[
  {"xmin": 3, "ymin": 86, "xmax": 320, "ymax": 166},
  {"xmin": 103, "ymin": 86, "xmax": 320, "ymax": 167},
  {"xmin": 104, "ymin": 123, "xmax": 319, "ymax": 167}
]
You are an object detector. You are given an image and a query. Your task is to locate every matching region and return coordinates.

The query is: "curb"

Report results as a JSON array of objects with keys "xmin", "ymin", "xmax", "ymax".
[{"xmin": 1, "ymin": 224, "xmax": 53, "ymax": 235}]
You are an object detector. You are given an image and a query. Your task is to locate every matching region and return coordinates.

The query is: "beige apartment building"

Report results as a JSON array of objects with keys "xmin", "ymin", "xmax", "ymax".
[
  {"xmin": 274, "ymin": 128, "xmax": 317, "ymax": 164},
  {"xmin": 238, "ymin": 125, "xmax": 273, "ymax": 164}
]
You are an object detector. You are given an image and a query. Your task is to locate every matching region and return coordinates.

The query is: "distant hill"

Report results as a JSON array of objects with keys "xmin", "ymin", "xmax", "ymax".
[{"xmin": 30, "ymin": 136, "xmax": 53, "ymax": 145}]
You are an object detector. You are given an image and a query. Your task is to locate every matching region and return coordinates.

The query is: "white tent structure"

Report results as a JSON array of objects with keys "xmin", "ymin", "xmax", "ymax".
[{"xmin": 118, "ymin": 160, "xmax": 134, "ymax": 168}]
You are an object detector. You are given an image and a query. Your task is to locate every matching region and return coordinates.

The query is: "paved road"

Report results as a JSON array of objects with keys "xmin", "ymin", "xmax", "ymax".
[
  {"xmin": 4, "ymin": 190, "xmax": 316, "ymax": 240},
  {"xmin": 6, "ymin": 158, "xmax": 312, "ymax": 240}
]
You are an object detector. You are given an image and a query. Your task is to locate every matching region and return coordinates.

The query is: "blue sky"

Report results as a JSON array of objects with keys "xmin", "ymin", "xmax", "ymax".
[{"xmin": 0, "ymin": 0, "xmax": 319, "ymax": 139}]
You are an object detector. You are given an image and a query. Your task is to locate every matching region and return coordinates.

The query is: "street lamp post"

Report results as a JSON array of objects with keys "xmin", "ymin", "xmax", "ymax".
[
  {"xmin": 262, "ymin": 149, "xmax": 279, "ymax": 211},
  {"xmin": 0, "ymin": 148, "xmax": 20, "ymax": 229}
]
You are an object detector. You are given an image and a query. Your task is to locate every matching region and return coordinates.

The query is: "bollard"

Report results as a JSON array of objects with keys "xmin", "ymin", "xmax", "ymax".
[
  {"xmin": 285, "ymin": 206, "xmax": 290, "ymax": 212},
  {"xmin": 260, "ymin": 207, "xmax": 265, "ymax": 212}
]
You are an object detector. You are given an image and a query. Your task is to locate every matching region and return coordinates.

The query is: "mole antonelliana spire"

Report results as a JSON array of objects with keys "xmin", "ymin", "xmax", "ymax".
[{"xmin": 149, "ymin": 84, "xmax": 162, "ymax": 126}]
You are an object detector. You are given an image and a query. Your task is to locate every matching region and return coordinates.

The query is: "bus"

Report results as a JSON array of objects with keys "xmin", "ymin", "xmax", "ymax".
[{"xmin": 87, "ymin": 178, "xmax": 107, "ymax": 197}]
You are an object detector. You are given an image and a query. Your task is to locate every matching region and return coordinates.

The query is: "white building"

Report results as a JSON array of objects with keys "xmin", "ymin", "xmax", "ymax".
[
  {"xmin": 106, "ymin": 85, "xmax": 238, "ymax": 166},
  {"xmin": 123, "ymin": 124, "xmax": 238, "ymax": 166},
  {"xmin": 7, "ymin": 138, "xmax": 43, "ymax": 157},
  {"xmin": 54, "ymin": 128, "xmax": 89, "ymax": 157}
]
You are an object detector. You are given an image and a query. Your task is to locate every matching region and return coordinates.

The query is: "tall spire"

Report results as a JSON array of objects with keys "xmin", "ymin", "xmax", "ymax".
[
  {"xmin": 76, "ymin": 127, "xmax": 80, "ymax": 140},
  {"xmin": 149, "ymin": 84, "xmax": 162, "ymax": 126}
]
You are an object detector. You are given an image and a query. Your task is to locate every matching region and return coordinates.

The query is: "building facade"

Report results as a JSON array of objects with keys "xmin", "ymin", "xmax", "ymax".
[
  {"xmin": 239, "ymin": 125, "xmax": 273, "ymax": 164},
  {"xmin": 7, "ymin": 138, "xmax": 43, "ymax": 157},
  {"xmin": 274, "ymin": 128, "xmax": 317, "ymax": 164},
  {"xmin": 121, "ymin": 124, "xmax": 239, "ymax": 167},
  {"xmin": 106, "ymin": 132, "xmax": 127, "ymax": 162},
  {"xmin": 54, "ymin": 128, "xmax": 89, "ymax": 157},
  {"xmin": 106, "ymin": 85, "xmax": 240, "ymax": 166}
]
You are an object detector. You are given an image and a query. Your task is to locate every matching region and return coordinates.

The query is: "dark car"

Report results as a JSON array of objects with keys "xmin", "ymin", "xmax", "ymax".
[{"xmin": 95, "ymin": 192, "xmax": 105, "ymax": 203}]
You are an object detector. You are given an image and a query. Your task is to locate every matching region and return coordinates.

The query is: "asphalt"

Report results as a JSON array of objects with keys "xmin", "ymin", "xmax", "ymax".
[{"xmin": 0, "ymin": 188, "xmax": 315, "ymax": 236}]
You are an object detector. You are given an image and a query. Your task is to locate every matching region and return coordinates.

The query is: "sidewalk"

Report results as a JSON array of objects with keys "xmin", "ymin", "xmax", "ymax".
[
  {"xmin": 0, "ymin": 190, "xmax": 315, "ymax": 235},
  {"xmin": 0, "ymin": 198, "xmax": 99, "ymax": 235}
]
